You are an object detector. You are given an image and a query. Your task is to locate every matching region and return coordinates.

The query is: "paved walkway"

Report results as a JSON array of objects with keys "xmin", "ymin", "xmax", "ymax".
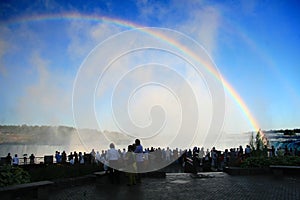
[{"xmin": 49, "ymin": 172, "xmax": 300, "ymax": 200}]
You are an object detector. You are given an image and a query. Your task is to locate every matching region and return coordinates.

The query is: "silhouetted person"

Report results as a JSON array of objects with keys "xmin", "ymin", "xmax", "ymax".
[
  {"xmin": 91, "ymin": 149, "xmax": 96, "ymax": 164},
  {"xmin": 125, "ymin": 145, "xmax": 136, "ymax": 186},
  {"xmin": 134, "ymin": 139, "xmax": 144, "ymax": 183},
  {"xmin": 84, "ymin": 152, "xmax": 88, "ymax": 164},
  {"xmin": 245, "ymin": 145, "xmax": 251, "ymax": 158},
  {"xmin": 12, "ymin": 154, "xmax": 19, "ymax": 166},
  {"xmin": 61, "ymin": 151, "xmax": 67, "ymax": 164},
  {"xmin": 29, "ymin": 154, "xmax": 35, "ymax": 164},
  {"xmin": 6, "ymin": 153, "xmax": 12, "ymax": 165},
  {"xmin": 106, "ymin": 143, "xmax": 121, "ymax": 184},
  {"xmin": 23, "ymin": 154, "xmax": 28, "ymax": 165},
  {"xmin": 74, "ymin": 151, "xmax": 79, "ymax": 164},
  {"xmin": 55, "ymin": 151, "xmax": 62, "ymax": 163},
  {"xmin": 79, "ymin": 152, "xmax": 84, "ymax": 164},
  {"xmin": 68, "ymin": 152, "xmax": 73, "ymax": 162}
]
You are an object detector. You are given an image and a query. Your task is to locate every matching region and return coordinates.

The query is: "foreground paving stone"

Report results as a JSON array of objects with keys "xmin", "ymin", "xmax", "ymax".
[{"xmin": 49, "ymin": 172, "xmax": 300, "ymax": 200}]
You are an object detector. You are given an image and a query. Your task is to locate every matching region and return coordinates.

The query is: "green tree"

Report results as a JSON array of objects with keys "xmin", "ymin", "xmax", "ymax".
[
  {"xmin": 255, "ymin": 130, "xmax": 263, "ymax": 151},
  {"xmin": 249, "ymin": 129, "xmax": 269, "ymax": 157},
  {"xmin": 249, "ymin": 132, "xmax": 255, "ymax": 150}
]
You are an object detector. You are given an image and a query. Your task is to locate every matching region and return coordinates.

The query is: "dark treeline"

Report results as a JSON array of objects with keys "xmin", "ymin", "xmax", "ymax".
[
  {"xmin": 0, "ymin": 125, "xmax": 131, "ymax": 146},
  {"xmin": 0, "ymin": 125, "xmax": 76, "ymax": 145},
  {"xmin": 264, "ymin": 129, "xmax": 300, "ymax": 135},
  {"xmin": 0, "ymin": 125, "xmax": 75, "ymax": 133}
]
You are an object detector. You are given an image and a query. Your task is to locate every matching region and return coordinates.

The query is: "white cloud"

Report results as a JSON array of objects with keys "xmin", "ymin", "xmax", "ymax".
[
  {"xmin": 136, "ymin": 0, "xmax": 170, "ymax": 23},
  {"xmin": 135, "ymin": 1, "xmax": 221, "ymax": 56},
  {"xmin": 66, "ymin": 20, "xmax": 124, "ymax": 61},
  {"xmin": 17, "ymin": 52, "xmax": 73, "ymax": 125},
  {"xmin": 176, "ymin": 6, "xmax": 221, "ymax": 56}
]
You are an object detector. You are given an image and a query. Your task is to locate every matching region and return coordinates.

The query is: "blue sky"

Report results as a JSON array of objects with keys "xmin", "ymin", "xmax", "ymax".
[{"xmin": 0, "ymin": 0, "xmax": 299, "ymax": 138}]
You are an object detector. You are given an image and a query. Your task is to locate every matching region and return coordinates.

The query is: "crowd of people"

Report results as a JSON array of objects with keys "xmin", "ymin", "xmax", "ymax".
[
  {"xmin": 3, "ymin": 153, "xmax": 36, "ymax": 166},
  {"xmin": 3, "ymin": 140, "xmax": 299, "ymax": 185},
  {"xmin": 3, "ymin": 144, "xmax": 299, "ymax": 167},
  {"xmin": 182, "ymin": 144, "xmax": 300, "ymax": 172}
]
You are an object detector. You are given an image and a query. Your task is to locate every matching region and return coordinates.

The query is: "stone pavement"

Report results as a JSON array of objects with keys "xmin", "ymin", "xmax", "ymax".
[{"xmin": 49, "ymin": 172, "xmax": 300, "ymax": 200}]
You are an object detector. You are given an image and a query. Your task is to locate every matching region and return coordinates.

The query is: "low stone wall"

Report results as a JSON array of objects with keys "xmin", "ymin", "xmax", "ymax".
[{"xmin": 0, "ymin": 180, "xmax": 54, "ymax": 200}]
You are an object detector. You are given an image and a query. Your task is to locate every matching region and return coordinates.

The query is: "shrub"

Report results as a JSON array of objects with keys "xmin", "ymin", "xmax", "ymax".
[
  {"xmin": 0, "ymin": 165, "xmax": 31, "ymax": 187},
  {"xmin": 240, "ymin": 156, "xmax": 300, "ymax": 168}
]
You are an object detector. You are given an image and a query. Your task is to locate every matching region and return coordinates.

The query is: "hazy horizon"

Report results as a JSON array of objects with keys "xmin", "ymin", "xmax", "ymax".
[{"xmin": 1, "ymin": 124, "xmax": 299, "ymax": 158}]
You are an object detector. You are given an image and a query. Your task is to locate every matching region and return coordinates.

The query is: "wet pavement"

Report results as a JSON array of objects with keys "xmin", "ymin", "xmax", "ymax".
[{"xmin": 49, "ymin": 172, "xmax": 300, "ymax": 200}]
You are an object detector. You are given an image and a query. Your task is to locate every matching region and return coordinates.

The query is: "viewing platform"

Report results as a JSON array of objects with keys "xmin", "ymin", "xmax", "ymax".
[{"xmin": 47, "ymin": 172, "xmax": 300, "ymax": 200}]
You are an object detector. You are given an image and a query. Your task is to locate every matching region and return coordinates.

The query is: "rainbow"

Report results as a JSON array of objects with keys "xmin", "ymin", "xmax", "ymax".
[{"xmin": 7, "ymin": 12, "xmax": 261, "ymax": 134}]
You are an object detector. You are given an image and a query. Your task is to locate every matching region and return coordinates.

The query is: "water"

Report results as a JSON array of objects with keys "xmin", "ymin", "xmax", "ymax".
[{"xmin": 264, "ymin": 131, "xmax": 300, "ymax": 149}]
